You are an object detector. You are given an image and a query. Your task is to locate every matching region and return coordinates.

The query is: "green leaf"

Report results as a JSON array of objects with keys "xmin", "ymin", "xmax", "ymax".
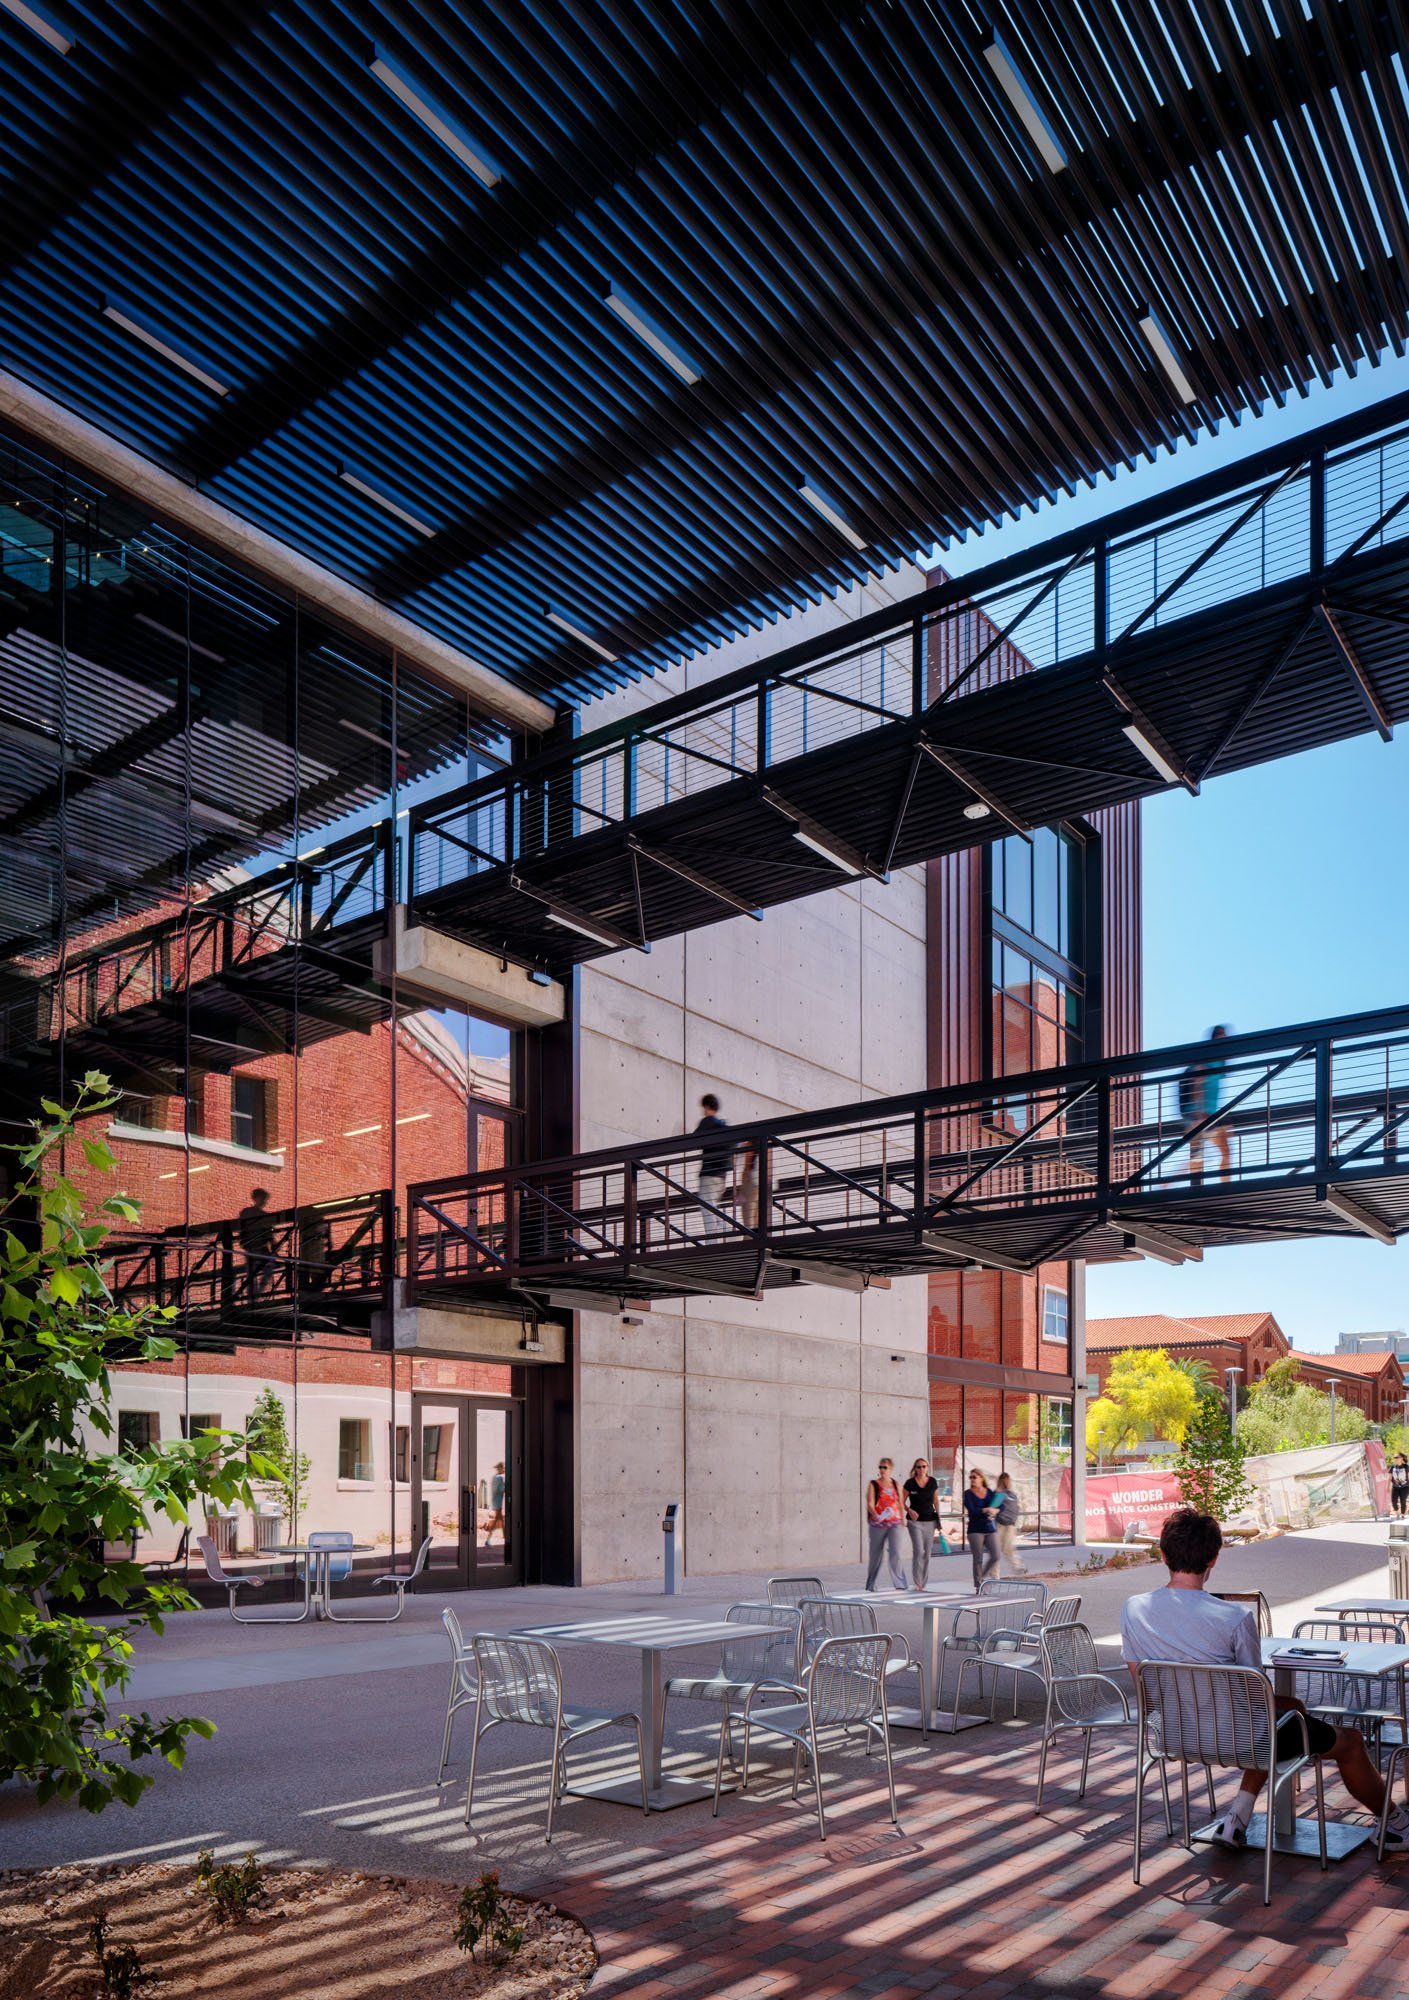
[{"xmin": 81, "ymin": 1139, "xmax": 116, "ymax": 1173}]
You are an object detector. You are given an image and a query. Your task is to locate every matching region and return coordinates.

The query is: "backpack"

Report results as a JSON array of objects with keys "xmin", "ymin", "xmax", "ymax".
[
  {"xmin": 1177, "ymin": 1067, "xmax": 1202, "ymax": 1122},
  {"xmin": 997, "ymin": 1492, "xmax": 1020, "ymax": 1526}
]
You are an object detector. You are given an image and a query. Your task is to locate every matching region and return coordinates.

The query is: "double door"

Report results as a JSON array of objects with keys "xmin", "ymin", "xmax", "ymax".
[{"xmin": 410, "ymin": 1393, "xmax": 524, "ymax": 1588}]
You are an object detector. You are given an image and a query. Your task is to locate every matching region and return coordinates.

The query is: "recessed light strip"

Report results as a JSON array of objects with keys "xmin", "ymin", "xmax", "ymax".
[
  {"xmin": 545, "ymin": 609, "xmax": 617, "ymax": 662},
  {"xmin": 336, "ymin": 465, "xmax": 435, "ymax": 538},
  {"xmin": 982, "ymin": 36, "xmax": 1067, "ymax": 174},
  {"xmin": 798, "ymin": 479, "xmax": 867, "ymax": 552},
  {"xmin": 101, "ymin": 303, "xmax": 229, "ymax": 398},
  {"xmin": 1, "ymin": 0, "xmax": 72, "ymax": 55},
  {"xmin": 604, "ymin": 290, "xmax": 701, "ymax": 384},
  {"xmin": 1138, "ymin": 312, "xmax": 1198, "ymax": 407},
  {"xmin": 370, "ymin": 50, "xmax": 500, "ymax": 187}
]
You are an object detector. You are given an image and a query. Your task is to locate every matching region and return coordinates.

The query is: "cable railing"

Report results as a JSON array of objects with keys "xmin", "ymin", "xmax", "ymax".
[
  {"xmin": 408, "ymin": 397, "xmax": 1409, "ymax": 905},
  {"xmin": 405, "ymin": 1005, "xmax": 1409, "ymax": 1299}
]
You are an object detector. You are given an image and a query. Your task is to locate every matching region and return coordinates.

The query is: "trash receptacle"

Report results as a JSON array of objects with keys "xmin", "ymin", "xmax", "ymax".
[
  {"xmin": 1391, "ymin": 1540, "xmax": 1409, "ymax": 1598},
  {"xmin": 254, "ymin": 1508, "xmax": 284, "ymax": 1554},
  {"xmin": 207, "ymin": 1509, "xmax": 238, "ymax": 1558}
]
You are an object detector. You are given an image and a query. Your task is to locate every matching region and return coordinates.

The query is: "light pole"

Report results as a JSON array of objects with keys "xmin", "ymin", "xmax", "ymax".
[
  {"xmin": 1327, "ymin": 1377, "xmax": 1341, "ymax": 1445},
  {"xmin": 1225, "ymin": 1365, "xmax": 1243, "ymax": 1429}
]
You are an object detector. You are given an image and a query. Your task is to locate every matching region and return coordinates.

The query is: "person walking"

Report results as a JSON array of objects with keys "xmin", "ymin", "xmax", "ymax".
[
  {"xmin": 963, "ymin": 1469, "xmax": 1001, "ymax": 1589},
  {"xmin": 237, "ymin": 1186, "xmax": 275, "ymax": 1298},
  {"xmin": 903, "ymin": 1457, "xmax": 941, "ymax": 1590},
  {"xmin": 1392, "ymin": 1453, "xmax": 1409, "ymax": 1517},
  {"xmin": 864, "ymin": 1457, "xmax": 908, "ymax": 1591},
  {"xmin": 1179, "ymin": 1024, "xmax": 1231, "ymax": 1178},
  {"xmin": 693, "ymin": 1093, "xmax": 733, "ymax": 1237},
  {"xmin": 993, "ymin": 1471, "xmax": 1028, "ymax": 1573}
]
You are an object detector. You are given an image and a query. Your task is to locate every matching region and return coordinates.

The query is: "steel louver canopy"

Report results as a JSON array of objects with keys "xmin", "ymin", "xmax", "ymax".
[{"xmin": 1, "ymin": 0, "xmax": 1407, "ymax": 709}]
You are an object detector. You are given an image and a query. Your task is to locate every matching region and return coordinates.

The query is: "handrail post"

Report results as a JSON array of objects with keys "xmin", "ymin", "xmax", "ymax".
[
  {"xmin": 756, "ymin": 678, "xmax": 771, "ymax": 771},
  {"xmin": 623, "ymin": 734, "xmax": 636, "ymax": 819},
  {"xmin": 505, "ymin": 1174, "xmax": 519, "ymax": 1280},
  {"xmin": 911, "ymin": 609, "xmax": 925, "ymax": 713},
  {"xmin": 1092, "ymin": 534, "xmax": 1108, "ymax": 664},
  {"xmin": 406, "ymin": 1189, "xmax": 420, "ymax": 1300},
  {"xmin": 1309, "ymin": 446, "xmax": 1326, "ymax": 580},
  {"xmin": 757, "ymin": 1142, "xmax": 771, "ymax": 1255},
  {"xmin": 914, "ymin": 1107, "xmax": 927, "ymax": 1231},
  {"xmin": 1096, "ymin": 1073, "xmax": 1112, "ymax": 1210},
  {"xmin": 1314, "ymin": 1040, "xmax": 1333, "ymax": 1181},
  {"xmin": 622, "ymin": 1159, "xmax": 637, "ymax": 1266}
]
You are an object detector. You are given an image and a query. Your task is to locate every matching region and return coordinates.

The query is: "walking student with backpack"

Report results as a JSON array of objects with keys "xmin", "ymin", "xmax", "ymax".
[{"xmin": 992, "ymin": 1471, "xmax": 1027, "ymax": 1574}]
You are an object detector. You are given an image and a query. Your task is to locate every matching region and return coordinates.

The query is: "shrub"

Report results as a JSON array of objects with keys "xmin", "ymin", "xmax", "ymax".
[
  {"xmin": 87, "ymin": 1910, "xmax": 153, "ymax": 1998},
  {"xmin": 1175, "ymin": 1394, "xmax": 1252, "ymax": 1521},
  {"xmin": 195, "ymin": 1847, "xmax": 266, "ymax": 1924},
  {"xmin": 454, "ymin": 1872, "xmax": 525, "ymax": 1963},
  {"xmin": 0, "ymin": 1081, "xmax": 272, "ymax": 1811}
]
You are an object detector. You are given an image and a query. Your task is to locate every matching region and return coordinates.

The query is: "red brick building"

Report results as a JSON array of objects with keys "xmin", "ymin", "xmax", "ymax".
[{"xmin": 1088, "ymin": 1311, "xmax": 1408, "ymax": 1424}]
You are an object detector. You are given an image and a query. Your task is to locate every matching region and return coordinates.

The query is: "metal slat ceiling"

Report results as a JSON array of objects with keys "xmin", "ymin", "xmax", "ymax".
[{"xmin": 1, "ymin": 1, "xmax": 1408, "ymax": 708}]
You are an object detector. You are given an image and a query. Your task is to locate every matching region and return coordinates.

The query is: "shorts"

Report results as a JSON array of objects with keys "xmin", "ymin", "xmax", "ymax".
[{"xmin": 1276, "ymin": 1711, "xmax": 1338, "ymax": 1761}]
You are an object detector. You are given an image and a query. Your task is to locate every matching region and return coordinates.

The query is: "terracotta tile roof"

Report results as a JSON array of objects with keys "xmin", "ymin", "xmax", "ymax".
[
  {"xmin": 1295, "ymin": 1349, "xmax": 1403, "ymax": 1377},
  {"xmin": 1086, "ymin": 1311, "xmax": 1279, "ymax": 1352}
]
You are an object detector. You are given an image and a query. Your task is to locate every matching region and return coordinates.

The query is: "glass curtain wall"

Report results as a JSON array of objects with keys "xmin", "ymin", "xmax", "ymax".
[{"xmin": 0, "ymin": 430, "xmax": 518, "ymax": 1593}]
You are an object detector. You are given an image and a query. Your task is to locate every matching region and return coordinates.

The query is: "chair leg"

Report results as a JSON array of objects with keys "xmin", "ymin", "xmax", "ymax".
[
  {"xmin": 791, "ymin": 1742, "xmax": 803, "ymax": 1800},
  {"xmin": 1205, "ymin": 1766, "xmax": 1217, "ymax": 1817},
  {"xmin": 437, "ymin": 1684, "xmax": 459, "ymax": 1787},
  {"xmin": 1157, "ymin": 1760, "xmax": 1173, "ymax": 1838},
  {"xmin": 1078, "ymin": 1729, "xmax": 1092, "ymax": 1801},
  {"xmin": 1180, "ymin": 1763, "xmax": 1192, "ymax": 1849},
  {"xmin": 546, "ymin": 1720, "xmax": 564, "ymax": 1843},
  {"xmin": 812, "ymin": 1733, "xmax": 827, "ymax": 1841},
  {"xmin": 1036, "ymin": 1728, "xmax": 1054, "ymax": 1812},
  {"xmin": 742, "ymin": 1713, "xmax": 754, "ymax": 1795},
  {"xmin": 633, "ymin": 1717, "xmax": 649, "ymax": 1818},
  {"xmin": 881, "ymin": 1713, "xmax": 900, "ymax": 1832},
  {"xmin": 1314, "ymin": 1758, "xmax": 1327, "ymax": 1871},
  {"xmin": 464, "ymin": 1705, "xmax": 486, "ymax": 1830},
  {"xmin": 1133, "ymin": 1752, "xmax": 1147, "ymax": 1886},
  {"xmin": 712, "ymin": 1711, "xmax": 730, "ymax": 1819},
  {"xmin": 1262, "ymin": 1779, "xmax": 1274, "ymax": 1907}
]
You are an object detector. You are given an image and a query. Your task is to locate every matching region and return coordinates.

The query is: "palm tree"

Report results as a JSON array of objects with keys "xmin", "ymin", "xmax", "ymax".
[{"xmin": 1172, "ymin": 1356, "xmax": 1219, "ymax": 1399}]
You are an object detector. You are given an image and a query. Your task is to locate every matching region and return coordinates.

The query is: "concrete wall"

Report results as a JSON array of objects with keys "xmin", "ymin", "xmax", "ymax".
[{"xmin": 573, "ymin": 565, "xmax": 932, "ymax": 1582}]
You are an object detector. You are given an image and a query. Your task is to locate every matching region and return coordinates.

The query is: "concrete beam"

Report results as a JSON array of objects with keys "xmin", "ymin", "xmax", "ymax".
[
  {"xmin": 0, "ymin": 370, "xmax": 555, "ymax": 736},
  {"xmin": 375, "ymin": 908, "xmax": 566, "ymax": 1027},
  {"xmin": 378, "ymin": 1294, "xmax": 567, "ymax": 1364}
]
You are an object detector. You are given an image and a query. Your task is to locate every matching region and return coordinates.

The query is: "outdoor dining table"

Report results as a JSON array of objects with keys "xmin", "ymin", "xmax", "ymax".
[
  {"xmin": 1316, "ymin": 1598, "xmax": 1409, "ymax": 1631},
  {"xmin": 1192, "ymin": 1634, "xmax": 1409, "ymax": 1860},
  {"xmin": 821, "ymin": 1590, "xmax": 988, "ymax": 1732},
  {"xmin": 512, "ymin": 1612, "xmax": 794, "ymax": 1810},
  {"xmin": 280, "ymin": 1543, "xmax": 374, "ymax": 1622}
]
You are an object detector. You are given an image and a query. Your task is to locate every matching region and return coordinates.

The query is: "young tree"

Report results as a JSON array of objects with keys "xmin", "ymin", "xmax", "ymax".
[
  {"xmin": 1084, "ymin": 1347, "xmax": 1198, "ymax": 1460},
  {"xmin": 1237, "ymin": 1380, "xmax": 1369, "ymax": 1454},
  {"xmin": 244, "ymin": 1386, "xmax": 311, "ymax": 1539},
  {"xmin": 0, "ymin": 1079, "xmax": 271, "ymax": 1811},
  {"xmin": 1174, "ymin": 1393, "xmax": 1252, "ymax": 1520}
]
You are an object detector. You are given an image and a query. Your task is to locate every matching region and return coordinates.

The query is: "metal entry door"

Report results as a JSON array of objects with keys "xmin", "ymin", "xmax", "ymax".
[{"xmin": 410, "ymin": 1394, "xmax": 524, "ymax": 1589}]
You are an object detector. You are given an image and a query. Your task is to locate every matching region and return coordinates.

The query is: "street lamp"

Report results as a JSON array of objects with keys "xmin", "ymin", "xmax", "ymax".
[
  {"xmin": 1225, "ymin": 1365, "xmax": 1243, "ymax": 1429},
  {"xmin": 1327, "ymin": 1376, "xmax": 1341, "ymax": 1444}
]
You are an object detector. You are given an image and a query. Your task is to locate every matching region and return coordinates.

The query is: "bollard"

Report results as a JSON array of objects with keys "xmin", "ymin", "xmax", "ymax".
[{"xmin": 662, "ymin": 1502, "xmax": 681, "ymax": 1595}]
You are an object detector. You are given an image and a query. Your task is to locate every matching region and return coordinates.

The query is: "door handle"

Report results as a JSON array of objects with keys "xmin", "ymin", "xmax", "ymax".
[{"xmin": 461, "ymin": 1486, "xmax": 472, "ymax": 1536}]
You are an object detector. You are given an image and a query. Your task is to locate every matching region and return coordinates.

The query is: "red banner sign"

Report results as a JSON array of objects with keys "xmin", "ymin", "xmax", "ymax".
[{"xmin": 1058, "ymin": 1467, "xmax": 1186, "ymax": 1541}]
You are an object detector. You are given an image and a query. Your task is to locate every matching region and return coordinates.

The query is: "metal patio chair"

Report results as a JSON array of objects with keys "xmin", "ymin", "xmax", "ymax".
[
  {"xmin": 940, "ymin": 1596, "xmax": 1042, "ymax": 1723},
  {"xmin": 308, "ymin": 1527, "xmax": 354, "ymax": 1582},
  {"xmin": 664, "ymin": 1601, "xmax": 802, "ymax": 1780},
  {"xmin": 141, "ymin": 1525, "xmax": 190, "ymax": 1579},
  {"xmin": 465, "ymin": 1634, "xmax": 648, "ymax": 1839},
  {"xmin": 1034, "ymin": 1622, "xmax": 1143, "ymax": 1812},
  {"xmin": 1292, "ymin": 1618, "xmax": 1407, "ymax": 1760},
  {"xmin": 980, "ymin": 1577, "xmax": 1049, "ymax": 1613},
  {"xmin": 437, "ymin": 1606, "xmax": 481, "ymax": 1787},
  {"xmin": 798, "ymin": 1596, "xmax": 928, "ymax": 1739},
  {"xmin": 766, "ymin": 1574, "xmax": 825, "ymax": 1609},
  {"xmin": 197, "ymin": 1533, "xmax": 277, "ymax": 1623},
  {"xmin": 358, "ymin": 1536, "xmax": 433, "ymax": 1622},
  {"xmin": 1213, "ymin": 1589, "xmax": 1274, "ymax": 1638},
  {"xmin": 729, "ymin": 1632, "xmax": 900, "ymax": 1840},
  {"xmin": 1133, "ymin": 1658, "xmax": 1327, "ymax": 1906}
]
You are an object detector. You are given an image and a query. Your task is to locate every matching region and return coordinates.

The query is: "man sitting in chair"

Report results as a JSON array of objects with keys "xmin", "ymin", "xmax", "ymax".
[{"xmin": 1120, "ymin": 1507, "xmax": 1409, "ymax": 1853}]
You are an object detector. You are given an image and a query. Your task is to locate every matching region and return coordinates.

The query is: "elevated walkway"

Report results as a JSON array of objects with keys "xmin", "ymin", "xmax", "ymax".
[
  {"xmin": 404, "ymin": 1006, "xmax": 1409, "ymax": 1309},
  {"xmin": 407, "ymin": 392, "xmax": 1409, "ymax": 969}
]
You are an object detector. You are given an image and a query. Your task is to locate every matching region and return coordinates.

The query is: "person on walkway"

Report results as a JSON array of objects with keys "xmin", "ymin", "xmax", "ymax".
[
  {"xmin": 963, "ymin": 1469, "xmax": 1001, "ymax": 1589},
  {"xmin": 865, "ymin": 1458, "xmax": 908, "ymax": 1591},
  {"xmin": 993, "ymin": 1472, "xmax": 1028, "ymax": 1574},
  {"xmin": 1179, "ymin": 1024, "xmax": 1231, "ymax": 1178},
  {"xmin": 694, "ymin": 1093, "xmax": 734, "ymax": 1238},
  {"xmin": 483, "ymin": 1462, "xmax": 506, "ymax": 1548},
  {"xmin": 237, "ymin": 1186, "xmax": 275, "ymax": 1297},
  {"xmin": 903, "ymin": 1457, "xmax": 941, "ymax": 1590},
  {"xmin": 736, "ymin": 1135, "xmax": 761, "ymax": 1232},
  {"xmin": 1121, "ymin": 1506, "xmax": 1409, "ymax": 1852},
  {"xmin": 1392, "ymin": 1453, "xmax": 1409, "ymax": 1517}
]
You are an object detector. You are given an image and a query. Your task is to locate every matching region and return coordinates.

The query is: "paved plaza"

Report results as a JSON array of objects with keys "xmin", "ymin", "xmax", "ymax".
[{"xmin": 4, "ymin": 1525, "xmax": 1409, "ymax": 1995}]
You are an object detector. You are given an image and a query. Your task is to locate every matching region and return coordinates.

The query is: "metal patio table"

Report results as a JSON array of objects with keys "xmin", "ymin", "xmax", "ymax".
[
  {"xmin": 1189, "ymin": 1635, "xmax": 1409, "ymax": 1860},
  {"xmin": 512, "ymin": 1612, "xmax": 794, "ymax": 1810},
  {"xmin": 281, "ymin": 1543, "xmax": 373, "ymax": 1622},
  {"xmin": 1316, "ymin": 1599, "xmax": 1409, "ymax": 1633},
  {"xmin": 821, "ymin": 1590, "xmax": 988, "ymax": 1731}
]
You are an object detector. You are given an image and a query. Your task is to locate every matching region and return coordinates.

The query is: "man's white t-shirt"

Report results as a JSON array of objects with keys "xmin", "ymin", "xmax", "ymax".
[{"xmin": 1121, "ymin": 1586, "xmax": 1262, "ymax": 1672}]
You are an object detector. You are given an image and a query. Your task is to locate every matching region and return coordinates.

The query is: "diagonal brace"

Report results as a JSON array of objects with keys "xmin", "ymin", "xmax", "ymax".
[{"xmin": 1315, "ymin": 601, "xmax": 1393, "ymax": 741}]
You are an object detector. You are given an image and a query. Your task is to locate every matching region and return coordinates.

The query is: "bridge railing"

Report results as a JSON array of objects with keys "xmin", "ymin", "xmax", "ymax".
[
  {"xmin": 405, "ymin": 1009, "xmax": 1409, "ymax": 1293},
  {"xmin": 107, "ymin": 1188, "xmax": 393, "ymax": 1319},
  {"xmin": 16, "ymin": 821, "xmax": 394, "ymax": 1051},
  {"xmin": 408, "ymin": 401, "xmax": 1409, "ymax": 903}
]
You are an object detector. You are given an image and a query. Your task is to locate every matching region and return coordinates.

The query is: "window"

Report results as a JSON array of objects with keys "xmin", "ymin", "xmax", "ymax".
[
  {"xmin": 231, "ymin": 1076, "xmax": 268, "ymax": 1152},
  {"xmin": 1041, "ymin": 1286, "xmax": 1069, "ymax": 1347},
  {"xmin": 117, "ymin": 1410, "xmax": 160, "ymax": 1451},
  {"xmin": 116, "ymin": 1092, "xmax": 154, "ymax": 1128},
  {"xmin": 1045, "ymin": 1397, "xmax": 1074, "ymax": 1451},
  {"xmin": 393, "ymin": 1424, "xmax": 409, "ymax": 1483},
  {"xmin": 422, "ymin": 1423, "xmax": 450, "ymax": 1483},
  {"xmin": 182, "ymin": 1412, "xmax": 221, "ymax": 1438},
  {"xmin": 338, "ymin": 1418, "xmax": 373, "ymax": 1482},
  {"xmin": 986, "ymin": 828, "xmax": 1087, "ymax": 1085}
]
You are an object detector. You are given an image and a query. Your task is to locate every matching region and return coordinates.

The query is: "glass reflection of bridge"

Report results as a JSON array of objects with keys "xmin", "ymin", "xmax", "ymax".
[
  {"xmin": 105, "ymin": 1007, "xmax": 1409, "ymax": 1331},
  {"xmin": 403, "ymin": 1008, "xmax": 1409, "ymax": 1310}
]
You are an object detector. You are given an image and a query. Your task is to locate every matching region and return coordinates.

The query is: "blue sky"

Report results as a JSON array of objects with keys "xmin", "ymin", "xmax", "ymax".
[{"xmin": 943, "ymin": 354, "xmax": 1409, "ymax": 1353}]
